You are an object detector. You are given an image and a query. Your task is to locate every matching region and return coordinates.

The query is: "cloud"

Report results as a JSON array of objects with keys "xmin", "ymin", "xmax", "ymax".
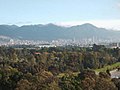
[
  {"xmin": 55, "ymin": 20, "xmax": 120, "ymax": 31},
  {"xmin": 117, "ymin": 2, "xmax": 120, "ymax": 8},
  {"xmin": 15, "ymin": 21, "xmax": 32, "ymax": 25}
]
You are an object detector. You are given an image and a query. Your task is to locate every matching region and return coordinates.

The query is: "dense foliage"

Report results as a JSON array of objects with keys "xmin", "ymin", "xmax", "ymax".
[{"xmin": 0, "ymin": 45, "xmax": 120, "ymax": 90}]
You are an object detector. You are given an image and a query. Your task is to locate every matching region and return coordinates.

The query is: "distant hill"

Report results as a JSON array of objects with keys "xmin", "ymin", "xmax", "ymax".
[{"xmin": 0, "ymin": 23, "xmax": 120, "ymax": 41}]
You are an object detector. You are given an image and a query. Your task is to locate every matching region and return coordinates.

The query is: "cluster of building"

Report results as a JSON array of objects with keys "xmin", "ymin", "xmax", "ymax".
[{"xmin": 0, "ymin": 38, "xmax": 120, "ymax": 48}]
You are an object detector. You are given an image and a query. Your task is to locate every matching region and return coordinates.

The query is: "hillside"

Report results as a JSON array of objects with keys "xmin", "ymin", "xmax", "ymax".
[{"xmin": 0, "ymin": 23, "xmax": 120, "ymax": 41}]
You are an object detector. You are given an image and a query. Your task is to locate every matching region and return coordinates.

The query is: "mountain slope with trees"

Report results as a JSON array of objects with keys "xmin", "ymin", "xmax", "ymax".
[{"xmin": 0, "ymin": 23, "xmax": 120, "ymax": 41}]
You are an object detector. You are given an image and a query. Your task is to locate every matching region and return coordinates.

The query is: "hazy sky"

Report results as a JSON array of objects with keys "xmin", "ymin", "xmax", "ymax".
[{"xmin": 0, "ymin": 0, "xmax": 120, "ymax": 30}]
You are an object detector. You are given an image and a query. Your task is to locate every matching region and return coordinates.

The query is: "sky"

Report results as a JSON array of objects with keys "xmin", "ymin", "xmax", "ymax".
[{"xmin": 0, "ymin": 0, "xmax": 120, "ymax": 30}]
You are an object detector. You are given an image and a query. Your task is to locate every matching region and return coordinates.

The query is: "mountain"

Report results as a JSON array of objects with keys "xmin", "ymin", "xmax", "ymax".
[{"xmin": 0, "ymin": 23, "xmax": 120, "ymax": 41}]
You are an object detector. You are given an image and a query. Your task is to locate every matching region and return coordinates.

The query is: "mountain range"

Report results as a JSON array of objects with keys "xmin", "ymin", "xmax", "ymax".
[{"xmin": 0, "ymin": 23, "xmax": 120, "ymax": 41}]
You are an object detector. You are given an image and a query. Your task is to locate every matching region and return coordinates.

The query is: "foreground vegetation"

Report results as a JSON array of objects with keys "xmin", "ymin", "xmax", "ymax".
[{"xmin": 0, "ymin": 44, "xmax": 120, "ymax": 90}]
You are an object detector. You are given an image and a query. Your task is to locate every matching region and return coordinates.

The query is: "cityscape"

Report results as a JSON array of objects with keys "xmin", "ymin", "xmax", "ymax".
[{"xmin": 0, "ymin": 36, "xmax": 120, "ymax": 48}]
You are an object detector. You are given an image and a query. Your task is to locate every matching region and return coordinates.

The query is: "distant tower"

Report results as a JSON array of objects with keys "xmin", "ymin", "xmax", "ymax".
[
  {"xmin": 117, "ymin": 43, "xmax": 119, "ymax": 47},
  {"xmin": 92, "ymin": 36, "xmax": 95, "ymax": 44},
  {"xmin": 73, "ymin": 30, "xmax": 76, "ymax": 43},
  {"xmin": 73, "ymin": 37, "xmax": 76, "ymax": 43}
]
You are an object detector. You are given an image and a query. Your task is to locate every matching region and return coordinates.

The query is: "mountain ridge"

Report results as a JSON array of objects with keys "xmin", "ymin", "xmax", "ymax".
[{"xmin": 0, "ymin": 23, "xmax": 120, "ymax": 41}]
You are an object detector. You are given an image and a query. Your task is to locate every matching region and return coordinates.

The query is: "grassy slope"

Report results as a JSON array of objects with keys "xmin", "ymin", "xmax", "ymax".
[
  {"xmin": 95, "ymin": 62, "xmax": 120, "ymax": 72},
  {"xmin": 58, "ymin": 62, "xmax": 120, "ymax": 78}
]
